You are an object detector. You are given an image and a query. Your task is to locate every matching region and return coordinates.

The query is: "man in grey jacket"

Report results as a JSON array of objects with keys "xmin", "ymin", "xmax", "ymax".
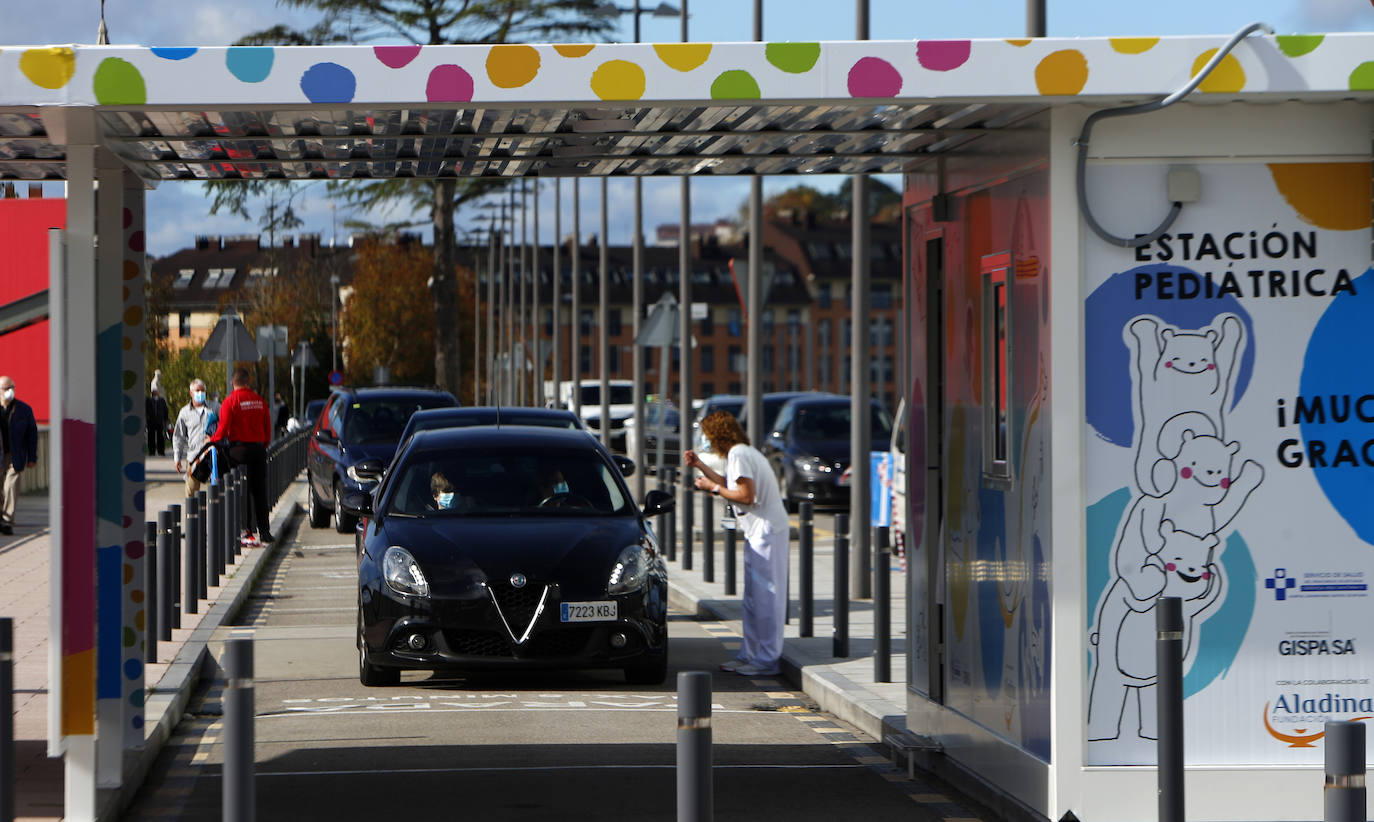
[{"xmin": 172, "ymin": 378, "xmax": 217, "ymax": 498}]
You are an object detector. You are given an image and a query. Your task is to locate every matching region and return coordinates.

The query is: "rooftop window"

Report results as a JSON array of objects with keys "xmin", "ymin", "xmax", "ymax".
[{"xmin": 173, "ymin": 268, "xmax": 195, "ymax": 289}]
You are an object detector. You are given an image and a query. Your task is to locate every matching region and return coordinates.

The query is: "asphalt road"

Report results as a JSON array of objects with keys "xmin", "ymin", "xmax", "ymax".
[{"xmin": 122, "ymin": 495, "xmax": 966, "ymax": 822}]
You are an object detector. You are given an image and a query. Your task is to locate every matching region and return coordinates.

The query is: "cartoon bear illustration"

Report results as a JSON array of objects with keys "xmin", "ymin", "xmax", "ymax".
[
  {"xmin": 1110, "ymin": 427, "xmax": 1263, "ymax": 603},
  {"xmin": 1087, "ymin": 519, "xmax": 1225, "ymax": 741},
  {"xmin": 1127, "ymin": 314, "xmax": 1244, "ymax": 497}
]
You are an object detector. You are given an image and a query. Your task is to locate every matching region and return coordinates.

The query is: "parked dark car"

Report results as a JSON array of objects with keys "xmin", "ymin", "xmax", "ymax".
[
  {"xmin": 346, "ymin": 426, "xmax": 674, "ymax": 686},
  {"xmin": 736, "ymin": 391, "xmax": 822, "ymax": 438},
  {"xmin": 307, "ymin": 386, "xmax": 458, "ymax": 533},
  {"xmin": 759, "ymin": 395, "xmax": 892, "ymax": 511},
  {"xmin": 396, "ymin": 406, "xmax": 635, "ymax": 477}
]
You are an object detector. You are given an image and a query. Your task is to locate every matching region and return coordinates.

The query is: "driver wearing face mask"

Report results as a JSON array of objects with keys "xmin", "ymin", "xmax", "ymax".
[{"xmin": 431, "ymin": 471, "xmax": 466, "ymax": 511}]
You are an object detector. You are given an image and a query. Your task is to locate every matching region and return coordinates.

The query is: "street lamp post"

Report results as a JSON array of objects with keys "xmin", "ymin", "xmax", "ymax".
[{"xmin": 330, "ymin": 273, "xmax": 340, "ymax": 375}]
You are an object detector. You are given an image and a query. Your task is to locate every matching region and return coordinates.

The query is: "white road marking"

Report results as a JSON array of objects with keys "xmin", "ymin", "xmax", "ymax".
[{"xmin": 262, "ymin": 705, "xmax": 751, "ymax": 718}]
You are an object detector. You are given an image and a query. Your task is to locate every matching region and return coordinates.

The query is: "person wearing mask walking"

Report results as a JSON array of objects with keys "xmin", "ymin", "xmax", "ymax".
[
  {"xmin": 684, "ymin": 411, "xmax": 790, "ymax": 676},
  {"xmin": 212, "ymin": 368, "xmax": 274, "ymax": 544},
  {"xmin": 0, "ymin": 375, "xmax": 38, "ymax": 536},
  {"xmin": 172, "ymin": 378, "xmax": 217, "ymax": 498}
]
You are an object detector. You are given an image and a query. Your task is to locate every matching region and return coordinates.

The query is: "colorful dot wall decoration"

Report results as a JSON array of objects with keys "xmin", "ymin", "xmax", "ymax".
[
  {"xmin": 21, "ymin": 47, "xmax": 75, "ymax": 89},
  {"xmin": 655, "ymin": 43, "xmax": 712, "ymax": 73},
  {"xmin": 554, "ymin": 44, "xmax": 595, "ymax": 58},
  {"xmin": 916, "ymin": 40, "xmax": 971, "ymax": 72},
  {"xmin": 1191, "ymin": 49, "xmax": 1245, "ymax": 93},
  {"xmin": 426, "ymin": 65, "xmax": 474, "ymax": 102},
  {"xmin": 1034, "ymin": 49, "xmax": 1088, "ymax": 95},
  {"xmin": 1006, "ymin": 39, "xmax": 1032, "ymax": 47},
  {"xmin": 151, "ymin": 48, "xmax": 197, "ymax": 61},
  {"xmin": 93, "ymin": 58, "xmax": 147, "ymax": 104},
  {"xmin": 226, "ymin": 47, "xmax": 274, "ymax": 83},
  {"xmin": 847, "ymin": 56, "xmax": 901, "ymax": 98},
  {"xmin": 1109, "ymin": 37, "xmax": 1158, "ymax": 54},
  {"xmin": 711, "ymin": 69, "xmax": 760, "ymax": 100},
  {"xmin": 375, "ymin": 45, "xmax": 422, "ymax": 68},
  {"xmin": 765, "ymin": 42, "xmax": 820, "ymax": 74},
  {"xmin": 591, "ymin": 60, "xmax": 646, "ymax": 101},
  {"xmin": 301, "ymin": 62, "xmax": 356, "ymax": 103},
  {"xmin": 1277, "ymin": 35, "xmax": 1324, "ymax": 58},
  {"xmin": 1350, "ymin": 60, "xmax": 1374, "ymax": 90},
  {"xmin": 487, "ymin": 44, "xmax": 540, "ymax": 88}
]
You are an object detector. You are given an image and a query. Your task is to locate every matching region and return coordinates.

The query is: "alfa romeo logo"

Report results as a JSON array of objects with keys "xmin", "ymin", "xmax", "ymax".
[{"xmin": 510, "ymin": 572, "xmax": 528, "ymax": 589}]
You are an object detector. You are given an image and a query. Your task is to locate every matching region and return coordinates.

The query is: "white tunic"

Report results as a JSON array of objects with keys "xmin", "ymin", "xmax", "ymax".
[{"xmin": 726, "ymin": 443, "xmax": 790, "ymax": 670}]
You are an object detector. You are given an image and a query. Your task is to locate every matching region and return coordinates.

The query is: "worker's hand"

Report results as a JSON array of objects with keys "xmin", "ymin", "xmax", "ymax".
[
  {"xmin": 683, "ymin": 449, "xmax": 701, "ymax": 469},
  {"xmin": 693, "ymin": 475, "xmax": 715, "ymax": 492},
  {"xmin": 174, "ymin": 460, "xmax": 184, "ymax": 474}
]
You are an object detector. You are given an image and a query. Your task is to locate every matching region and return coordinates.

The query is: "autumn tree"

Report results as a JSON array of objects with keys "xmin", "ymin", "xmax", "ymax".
[
  {"xmin": 220, "ymin": 0, "xmax": 618, "ymax": 401},
  {"xmin": 340, "ymin": 236, "xmax": 436, "ymax": 386}
]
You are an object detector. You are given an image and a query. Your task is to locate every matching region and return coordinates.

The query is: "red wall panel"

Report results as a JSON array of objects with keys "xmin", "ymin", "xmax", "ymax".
[{"xmin": 0, "ymin": 198, "xmax": 68, "ymax": 424}]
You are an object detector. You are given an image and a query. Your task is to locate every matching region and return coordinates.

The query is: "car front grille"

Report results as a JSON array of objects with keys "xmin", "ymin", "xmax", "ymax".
[
  {"xmin": 444, "ymin": 629, "xmax": 513, "ymax": 657},
  {"xmin": 489, "ymin": 581, "xmax": 546, "ymax": 639},
  {"xmin": 524, "ymin": 627, "xmax": 597, "ymax": 658}
]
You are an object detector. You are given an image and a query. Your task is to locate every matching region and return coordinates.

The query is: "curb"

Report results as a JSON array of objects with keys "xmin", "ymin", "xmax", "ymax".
[
  {"xmin": 96, "ymin": 479, "xmax": 307, "ymax": 822},
  {"xmin": 665, "ymin": 579, "xmax": 908, "ymax": 744}
]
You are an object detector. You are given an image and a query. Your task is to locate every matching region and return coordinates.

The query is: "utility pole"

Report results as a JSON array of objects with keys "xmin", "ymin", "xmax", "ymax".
[
  {"xmin": 849, "ymin": 0, "xmax": 873, "ymax": 600},
  {"xmin": 746, "ymin": 0, "xmax": 764, "ymax": 444}
]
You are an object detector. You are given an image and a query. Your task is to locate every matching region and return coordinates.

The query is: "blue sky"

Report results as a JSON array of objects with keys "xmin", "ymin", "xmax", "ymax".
[{"xmin": 2, "ymin": 0, "xmax": 1369, "ymax": 256}]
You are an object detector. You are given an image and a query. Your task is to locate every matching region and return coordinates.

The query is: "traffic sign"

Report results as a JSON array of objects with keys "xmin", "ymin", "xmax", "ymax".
[{"xmin": 328, "ymin": 370, "xmax": 344, "ymax": 386}]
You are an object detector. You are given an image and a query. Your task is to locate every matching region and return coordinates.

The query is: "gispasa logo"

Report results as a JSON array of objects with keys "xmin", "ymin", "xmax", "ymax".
[{"xmin": 1263, "ymin": 696, "xmax": 1373, "ymax": 747}]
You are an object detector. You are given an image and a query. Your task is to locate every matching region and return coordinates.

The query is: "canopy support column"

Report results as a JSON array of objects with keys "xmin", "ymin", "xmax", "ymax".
[{"xmin": 119, "ymin": 168, "xmax": 148, "ymax": 753}]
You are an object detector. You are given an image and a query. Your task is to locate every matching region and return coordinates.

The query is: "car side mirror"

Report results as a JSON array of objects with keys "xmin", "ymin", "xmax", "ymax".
[
  {"xmin": 340, "ymin": 489, "xmax": 373, "ymax": 518},
  {"xmin": 642, "ymin": 488, "xmax": 675, "ymax": 517},
  {"xmin": 613, "ymin": 454, "xmax": 636, "ymax": 477},
  {"xmin": 316, "ymin": 431, "xmax": 337, "ymax": 446},
  {"xmin": 348, "ymin": 458, "xmax": 386, "ymax": 484}
]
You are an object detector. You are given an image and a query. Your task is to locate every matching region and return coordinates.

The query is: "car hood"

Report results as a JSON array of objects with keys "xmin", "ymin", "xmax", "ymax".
[
  {"xmin": 792, "ymin": 439, "xmax": 851, "ymax": 465},
  {"xmin": 338, "ymin": 441, "xmax": 398, "ymax": 465},
  {"xmin": 379, "ymin": 515, "xmax": 645, "ymax": 597}
]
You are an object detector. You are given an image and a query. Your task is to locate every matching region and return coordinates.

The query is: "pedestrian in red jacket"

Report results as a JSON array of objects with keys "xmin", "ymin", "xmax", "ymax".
[{"xmin": 212, "ymin": 368, "xmax": 274, "ymax": 543}]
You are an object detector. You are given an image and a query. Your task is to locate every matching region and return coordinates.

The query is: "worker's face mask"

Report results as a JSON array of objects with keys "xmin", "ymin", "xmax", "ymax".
[
  {"xmin": 554, "ymin": 480, "xmax": 569, "ymax": 495},
  {"xmin": 437, "ymin": 491, "xmax": 455, "ymax": 509},
  {"xmin": 1, "ymin": 388, "xmax": 13, "ymax": 403},
  {"xmin": 193, "ymin": 391, "xmax": 206, "ymax": 405}
]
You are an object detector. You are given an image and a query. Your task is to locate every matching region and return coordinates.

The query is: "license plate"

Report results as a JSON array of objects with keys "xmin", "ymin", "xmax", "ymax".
[{"xmin": 560, "ymin": 601, "xmax": 618, "ymax": 622}]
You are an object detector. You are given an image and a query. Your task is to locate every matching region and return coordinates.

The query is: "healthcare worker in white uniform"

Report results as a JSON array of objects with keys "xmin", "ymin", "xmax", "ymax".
[{"xmin": 684, "ymin": 411, "xmax": 790, "ymax": 676}]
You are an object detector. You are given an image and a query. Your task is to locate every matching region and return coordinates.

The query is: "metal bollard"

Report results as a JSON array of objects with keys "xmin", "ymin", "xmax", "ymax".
[
  {"xmin": 833, "ymin": 513, "xmax": 850, "ymax": 659},
  {"xmin": 799, "ymin": 501, "xmax": 814, "ymax": 638},
  {"xmin": 680, "ymin": 465, "xmax": 694, "ymax": 577},
  {"xmin": 1, "ymin": 618, "xmax": 12, "ymax": 822},
  {"xmin": 236, "ymin": 467, "xmax": 248, "ymax": 556},
  {"xmin": 1325, "ymin": 720, "xmax": 1365, "ymax": 822},
  {"xmin": 874, "ymin": 525, "xmax": 890, "ymax": 683},
  {"xmin": 702, "ymin": 490, "xmax": 714, "ymax": 584},
  {"xmin": 1157, "ymin": 596, "xmax": 1184, "ymax": 822},
  {"xmin": 665, "ymin": 468, "xmax": 678, "ymax": 566},
  {"xmin": 144, "ymin": 521, "xmax": 158, "ymax": 664},
  {"xmin": 196, "ymin": 490, "xmax": 209, "ymax": 600},
  {"xmin": 169, "ymin": 504, "xmax": 182, "ymax": 630},
  {"xmin": 207, "ymin": 485, "xmax": 223, "ymax": 588},
  {"xmin": 723, "ymin": 518, "xmax": 737, "ymax": 597},
  {"xmin": 157, "ymin": 510, "xmax": 173, "ymax": 643},
  {"xmin": 184, "ymin": 497, "xmax": 199, "ymax": 616},
  {"xmin": 676, "ymin": 671, "xmax": 712, "ymax": 822},
  {"xmin": 223, "ymin": 635, "xmax": 256, "ymax": 822},
  {"xmin": 230, "ymin": 469, "xmax": 242, "ymax": 558}
]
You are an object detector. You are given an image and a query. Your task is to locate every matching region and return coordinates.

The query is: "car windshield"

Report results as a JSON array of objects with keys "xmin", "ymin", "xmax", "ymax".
[
  {"xmin": 412, "ymin": 412, "xmax": 579, "ymax": 435},
  {"xmin": 343, "ymin": 397, "xmax": 452, "ymax": 444},
  {"xmin": 580, "ymin": 385, "xmax": 635, "ymax": 405},
  {"xmin": 793, "ymin": 405, "xmax": 893, "ymax": 442},
  {"xmin": 702, "ymin": 399, "xmax": 743, "ymax": 421},
  {"xmin": 386, "ymin": 448, "xmax": 630, "ymax": 517},
  {"xmin": 643, "ymin": 405, "xmax": 680, "ymax": 428}
]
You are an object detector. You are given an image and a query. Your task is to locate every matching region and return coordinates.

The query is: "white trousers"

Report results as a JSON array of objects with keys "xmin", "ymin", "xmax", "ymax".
[{"xmin": 740, "ymin": 526, "xmax": 789, "ymax": 670}]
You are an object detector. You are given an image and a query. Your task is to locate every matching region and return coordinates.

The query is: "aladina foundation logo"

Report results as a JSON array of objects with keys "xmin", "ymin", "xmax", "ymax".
[{"xmin": 1263, "ymin": 696, "xmax": 1373, "ymax": 747}]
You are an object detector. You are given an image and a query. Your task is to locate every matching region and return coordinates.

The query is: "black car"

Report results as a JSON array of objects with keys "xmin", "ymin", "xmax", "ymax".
[
  {"xmin": 396, "ymin": 406, "xmax": 634, "ymax": 476},
  {"xmin": 346, "ymin": 426, "xmax": 674, "ymax": 686},
  {"xmin": 737, "ymin": 391, "xmax": 823, "ymax": 438},
  {"xmin": 760, "ymin": 395, "xmax": 892, "ymax": 511},
  {"xmin": 307, "ymin": 386, "xmax": 458, "ymax": 533}
]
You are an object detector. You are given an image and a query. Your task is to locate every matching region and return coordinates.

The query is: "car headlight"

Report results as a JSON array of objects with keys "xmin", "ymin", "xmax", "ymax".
[
  {"xmin": 383, "ymin": 546, "xmax": 430, "ymax": 598},
  {"xmin": 608, "ymin": 545, "xmax": 651, "ymax": 594},
  {"xmin": 794, "ymin": 456, "xmax": 832, "ymax": 474}
]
